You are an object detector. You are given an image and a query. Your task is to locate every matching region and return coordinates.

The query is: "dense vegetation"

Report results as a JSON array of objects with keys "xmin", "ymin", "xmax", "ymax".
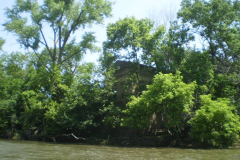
[{"xmin": 1, "ymin": 0, "xmax": 240, "ymax": 148}]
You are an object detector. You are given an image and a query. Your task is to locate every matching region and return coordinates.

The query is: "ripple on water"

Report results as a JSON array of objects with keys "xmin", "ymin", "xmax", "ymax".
[{"xmin": 1, "ymin": 139, "xmax": 240, "ymax": 160}]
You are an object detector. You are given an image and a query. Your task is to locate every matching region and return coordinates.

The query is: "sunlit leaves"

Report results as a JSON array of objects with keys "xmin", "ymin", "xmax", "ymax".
[
  {"xmin": 122, "ymin": 71, "xmax": 196, "ymax": 130},
  {"xmin": 189, "ymin": 95, "xmax": 240, "ymax": 148},
  {"xmin": 4, "ymin": 0, "xmax": 113, "ymax": 66},
  {"xmin": 105, "ymin": 17, "xmax": 153, "ymax": 59},
  {"xmin": 178, "ymin": 0, "xmax": 240, "ymax": 65}
]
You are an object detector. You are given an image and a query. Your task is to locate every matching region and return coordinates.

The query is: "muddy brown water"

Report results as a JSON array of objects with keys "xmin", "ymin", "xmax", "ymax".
[{"xmin": 1, "ymin": 139, "xmax": 240, "ymax": 159}]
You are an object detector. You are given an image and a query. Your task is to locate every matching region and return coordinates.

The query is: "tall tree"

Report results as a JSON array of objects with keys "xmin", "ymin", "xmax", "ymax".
[
  {"xmin": 4, "ymin": 0, "xmax": 112, "ymax": 69},
  {"xmin": 3, "ymin": 0, "xmax": 113, "ymax": 116},
  {"xmin": 178, "ymin": 0, "xmax": 240, "ymax": 69},
  {"xmin": 2, "ymin": 0, "xmax": 114, "ymax": 139},
  {"xmin": 178, "ymin": 0, "xmax": 240, "ymax": 107}
]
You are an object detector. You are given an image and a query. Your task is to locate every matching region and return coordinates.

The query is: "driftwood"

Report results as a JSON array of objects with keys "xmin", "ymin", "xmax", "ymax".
[
  {"xmin": 54, "ymin": 133, "xmax": 87, "ymax": 141},
  {"xmin": 43, "ymin": 133, "xmax": 87, "ymax": 142},
  {"xmin": 70, "ymin": 133, "xmax": 87, "ymax": 140}
]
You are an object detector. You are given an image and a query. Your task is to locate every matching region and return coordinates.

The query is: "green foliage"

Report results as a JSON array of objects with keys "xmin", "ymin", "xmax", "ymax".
[
  {"xmin": 142, "ymin": 22, "xmax": 193, "ymax": 73},
  {"xmin": 178, "ymin": 0, "xmax": 240, "ymax": 67},
  {"xmin": 103, "ymin": 17, "xmax": 156, "ymax": 96},
  {"xmin": 104, "ymin": 17, "xmax": 153, "ymax": 56},
  {"xmin": 100, "ymin": 102, "xmax": 122, "ymax": 129},
  {"xmin": 104, "ymin": 17, "xmax": 192, "ymax": 74},
  {"xmin": 122, "ymin": 71, "xmax": 196, "ymax": 130},
  {"xmin": 180, "ymin": 51, "xmax": 214, "ymax": 85},
  {"xmin": 0, "ymin": 52, "xmax": 114, "ymax": 138},
  {"xmin": 0, "ymin": 52, "xmax": 30, "ymax": 136},
  {"xmin": 1, "ymin": 0, "xmax": 240, "ymax": 147},
  {"xmin": 2, "ymin": 0, "xmax": 114, "ymax": 139},
  {"xmin": 189, "ymin": 95, "xmax": 240, "ymax": 148},
  {"xmin": 0, "ymin": 38, "xmax": 5, "ymax": 51},
  {"xmin": 177, "ymin": 3, "xmax": 240, "ymax": 144},
  {"xmin": 211, "ymin": 74, "xmax": 238, "ymax": 99},
  {"xmin": 4, "ymin": 0, "xmax": 113, "ymax": 67}
]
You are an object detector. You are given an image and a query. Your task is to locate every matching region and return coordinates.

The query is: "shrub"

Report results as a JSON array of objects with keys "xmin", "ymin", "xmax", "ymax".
[
  {"xmin": 122, "ymin": 71, "xmax": 196, "ymax": 130},
  {"xmin": 189, "ymin": 95, "xmax": 240, "ymax": 148}
]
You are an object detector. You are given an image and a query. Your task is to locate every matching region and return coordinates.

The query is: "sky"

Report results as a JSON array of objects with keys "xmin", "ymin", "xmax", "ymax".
[{"xmin": 0, "ymin": 0, "xmax": 182, "ymax": 64}]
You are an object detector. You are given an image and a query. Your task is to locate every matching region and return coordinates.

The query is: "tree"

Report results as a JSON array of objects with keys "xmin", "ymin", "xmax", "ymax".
[
  {"xmin": 104, "ymin": 17, "xmax": 153, "ymax": 63},
  {"xmin": 189, "ymin": 95, "xmax": 240, "ymax": 148},
  {"xmin": 103, "ymin": 17, "xmax": 155, "ymax": 96},
  {"xmin": 121, "ymin": 71, "xmax": 196, "ymax": 133},
  {"xmin": 178, "ymin": 0, "xmax": 240, "ymax": 112},
  {"xmin": 142, "ymin": 22, "xmax": 193, "ymax": 73},
  {"xmin": 4, "ymin": 0, "xmax": 112, "ymax": 69},
  {"xmin": 2, "ymin": 0, "xmax": 113, "ymax": 139},
  {"xmin": 178, "ymin": 0, "xmax": 240, "ymax": 69},
  {"xmin": 103, "ymin": 16, "xmax": 193, "ymax": 81}
]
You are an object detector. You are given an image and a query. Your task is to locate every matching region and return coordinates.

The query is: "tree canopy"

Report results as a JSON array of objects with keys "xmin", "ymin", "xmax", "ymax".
[
  {"xmin": 4, "ymin": 0, "xmax": 112, "ymax": 68},
  {"xmin": 1, "ymin": 0, "xmax": 240, "ymax": 148},
  {"xmin": 178, "ymin": 0, "xmax": 240, "ymax": 70}
]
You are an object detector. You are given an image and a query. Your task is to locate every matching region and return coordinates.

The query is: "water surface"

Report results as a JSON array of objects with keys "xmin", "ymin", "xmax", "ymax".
[{"xmin": 1, "ymin": 139, "xmax": 240, "ymax": 160}]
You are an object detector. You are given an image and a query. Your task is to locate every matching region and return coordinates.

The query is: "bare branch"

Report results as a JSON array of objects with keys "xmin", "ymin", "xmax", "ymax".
[
  {"xmin": 56, "ymin": 13, "xmax": 64, "ymax": 64},
  {"xmin": 58, "ymin": 26, "xmax": 62, "ymax": 64},
  {"xmin": 72, "ymin": 64, "xmax": 78, "ymax": 74},
  {"xmin": 58, "ymin": 10, "xmax": 85, "ymax": 64},
  {"xmin": 31, "ymin": 49, "xmax": 50, "ymax": 71},
  {"xmin": 148, "ymin": 1, "xmax": 178, "ymax": 30},
  {"xmin": 39, "ymin": 26, "xmax": 54, "ymax": 61},
  {"xmin": 61, "ymin": 51, "xmax": 82, "ymax": 64},
  {"xmin": 52, "ymin": 22, "xmax": 57, "ymax": 63}
]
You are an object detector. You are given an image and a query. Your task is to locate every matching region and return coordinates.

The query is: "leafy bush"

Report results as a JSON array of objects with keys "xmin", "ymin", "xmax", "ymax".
[
  {"xmin": 189, "ymin": 95, "xmax": 240, "ymax": 148},
  {"xmin": 121, "ymin": 71, "xmax": 196, "ymax": 130}
]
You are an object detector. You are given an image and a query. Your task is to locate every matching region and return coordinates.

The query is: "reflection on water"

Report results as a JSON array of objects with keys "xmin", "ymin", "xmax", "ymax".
[{"xmin": 1, "ymin": 139, "xmax": 240, "ymax": 160}]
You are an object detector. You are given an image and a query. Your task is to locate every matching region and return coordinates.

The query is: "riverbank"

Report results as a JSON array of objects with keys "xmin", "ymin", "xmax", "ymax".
[
  {"xmin": 1, "ymin": 133, "xmax": 186, "ymax": 147},
  {"xmin": 2, "ymin": 132, "xmax": 240, "ymax": 149},
  {"xmin": 2, "ymin": 135, "xmax": 240, "ymax": 150}
]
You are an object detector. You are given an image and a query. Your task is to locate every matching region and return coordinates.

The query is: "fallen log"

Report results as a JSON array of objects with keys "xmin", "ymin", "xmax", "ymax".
[{"xmin": 55, "ymin": 133, "xmax": 87, "ymax": 141}]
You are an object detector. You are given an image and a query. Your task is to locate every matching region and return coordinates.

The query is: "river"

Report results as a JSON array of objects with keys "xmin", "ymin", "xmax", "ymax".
[{"xmin": 1, "ymin": 139, "xmax": 240, "ymax": 160}]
